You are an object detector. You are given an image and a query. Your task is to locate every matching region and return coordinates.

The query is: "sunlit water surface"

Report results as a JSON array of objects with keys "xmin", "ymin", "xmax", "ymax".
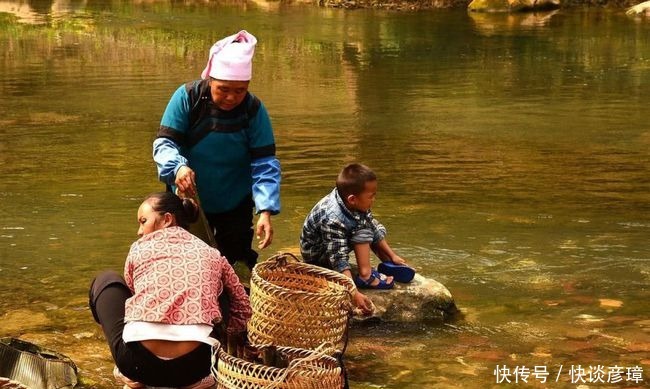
[{"xmin": 0, "ymin": 2, "xmax": 649, "ymax": 388}]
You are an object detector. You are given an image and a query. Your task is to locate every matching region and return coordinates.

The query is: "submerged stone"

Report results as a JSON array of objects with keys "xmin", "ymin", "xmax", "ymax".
[
  {"xmin": 1, "ymin": 309, "xmax": 51, "ymax": 335},
  {"xmin": 599, "ymin": 298, "xmax": 623, "ymax": 309}
]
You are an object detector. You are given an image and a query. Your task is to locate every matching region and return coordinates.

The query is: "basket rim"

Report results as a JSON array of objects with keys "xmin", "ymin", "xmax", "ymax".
[
  {"xmin": 216, "ymin": 343, "xmax": 341, "ymax": 375},
  {"xmin": 250, "ymin": 273, "xmax": 352, "ymax": 302},
  {"xmin": 0, "ymin": 337, "xmax": 78, "ymax": 368},
  {"xmin": 252, "ymin": 256, "xmax": 356, "ymax": 300}
]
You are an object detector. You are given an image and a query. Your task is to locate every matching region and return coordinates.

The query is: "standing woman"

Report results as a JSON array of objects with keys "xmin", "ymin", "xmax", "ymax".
[
  {"xmin": 153, "ymin": 30, "xmax": 281, "ymax": 271},
  {"xmin": 89, "ymin": 192, "xmax": 251, "ymax": 388}
]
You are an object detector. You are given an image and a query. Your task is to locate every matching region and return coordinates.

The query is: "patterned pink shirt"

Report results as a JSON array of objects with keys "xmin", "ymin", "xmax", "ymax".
[{"xmin": 124, "ymin": 226, "xmax": 251, "ymax": 334}]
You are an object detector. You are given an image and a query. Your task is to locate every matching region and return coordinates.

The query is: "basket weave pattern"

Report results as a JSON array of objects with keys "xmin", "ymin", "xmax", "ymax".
[
  {"xmin": 0, "ymin": 378, "xmax": 28, "ymax": 389},
  {"xmin": 0, "ymin": 338, "xmax": 77, "ymax": 389},
  {"xmin": 247, "ymin": 254, "xmax": 355, "ymax": 352},
  {"xmin": 214, "ymin": 344, "xmax": 342, "ymax": 389}
]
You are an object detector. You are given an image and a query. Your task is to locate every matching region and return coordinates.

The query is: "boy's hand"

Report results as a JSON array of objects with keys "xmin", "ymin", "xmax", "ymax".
[
  {"xmin": 391, "ymin": 255, "xmax": 407, "ymax": 266},
  {"xmin": 353, "ymin": 291, "xmax": 374, "ymax": 315}
]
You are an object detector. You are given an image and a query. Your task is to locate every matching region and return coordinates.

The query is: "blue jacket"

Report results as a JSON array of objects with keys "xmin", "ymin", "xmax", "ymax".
[{"xmin": 154, "ymin": 80, "xmax": 281, "ymax": 214}]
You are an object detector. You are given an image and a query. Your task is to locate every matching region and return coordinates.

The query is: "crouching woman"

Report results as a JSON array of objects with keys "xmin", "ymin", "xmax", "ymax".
[{"xmin": 89, "ymin": 192, "xmax": 251, "ymax": 388}]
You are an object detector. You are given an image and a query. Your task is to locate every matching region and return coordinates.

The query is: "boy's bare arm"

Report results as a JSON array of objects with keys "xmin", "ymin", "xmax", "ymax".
[{"xmin": 373, "ymin": 239, "xmax": 407, "ymax": 265}]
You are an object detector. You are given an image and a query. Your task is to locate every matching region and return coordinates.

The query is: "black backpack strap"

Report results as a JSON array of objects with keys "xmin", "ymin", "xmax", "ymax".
[
  {"xmin": 186, "ymin": 79, "xmax": 212, "ymax": 132},
  {"xmin": 246, "ymin": 94, "xmax": 261, "ymax": 124},
  {"xmin": 156, "ymin": 80, "xmax": 209, "ymax": 148},
  {"xmin": 186, "ymin": 91, "xmax": 262, "ymax": 149}
]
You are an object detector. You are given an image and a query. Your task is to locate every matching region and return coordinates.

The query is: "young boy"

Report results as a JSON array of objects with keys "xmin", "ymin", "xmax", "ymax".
[{"xmin": 300, "ymin": 163, "xmax": 415, "ymax": 314}]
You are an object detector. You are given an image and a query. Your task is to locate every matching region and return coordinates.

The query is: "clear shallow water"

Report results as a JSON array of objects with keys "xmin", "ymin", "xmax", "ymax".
[{"xmin": 0, "ymin": 2, "xmax": 649, "ymax": 388}]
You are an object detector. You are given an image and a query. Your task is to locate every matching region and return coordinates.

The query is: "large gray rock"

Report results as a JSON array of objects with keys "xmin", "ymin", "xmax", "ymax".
[{"xmin": 352, "ymin": 273, "xmax": 459, "ymax": 324}]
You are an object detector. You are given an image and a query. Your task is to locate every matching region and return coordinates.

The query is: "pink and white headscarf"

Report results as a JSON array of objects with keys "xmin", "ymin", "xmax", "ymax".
[{"xmin": 200, "ymin": 30, "xmax": 257, "ymax": 81}]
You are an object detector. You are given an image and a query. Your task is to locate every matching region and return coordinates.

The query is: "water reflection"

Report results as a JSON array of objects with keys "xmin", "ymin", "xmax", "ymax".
[
  {"xmin": 0, "ymin": 0, "xmax": 88, "ymax": 24},
  {"xmin": 469, "ymin": 10, "xmax": 560, "ymax": 36}
]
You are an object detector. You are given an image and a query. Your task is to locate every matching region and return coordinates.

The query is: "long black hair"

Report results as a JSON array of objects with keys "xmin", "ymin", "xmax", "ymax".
[{"xmin": 144, "ymin": 192, "xmax": 199, "ymax": 230}]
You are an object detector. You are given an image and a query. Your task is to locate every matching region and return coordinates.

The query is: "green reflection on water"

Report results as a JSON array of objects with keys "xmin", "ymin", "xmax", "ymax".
[{"xmin": 1, "ymin": 2, "xmax": 649, "ymax": 388}]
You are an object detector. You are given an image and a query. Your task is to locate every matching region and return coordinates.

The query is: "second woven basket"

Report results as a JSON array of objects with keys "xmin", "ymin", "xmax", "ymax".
[{"xmin": 213, "ymin": 343, "xmax": 342, "ymax": 389}]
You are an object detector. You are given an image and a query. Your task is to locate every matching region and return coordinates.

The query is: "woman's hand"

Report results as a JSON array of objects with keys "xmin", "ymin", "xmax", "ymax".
[
  {"xmin": 113, "ymin": 366, "xmax": 144, "ymax": 389},
  {"xmin": 256, "ymin": 211, "xmax": 273, "ymax": 249},
  {"xmin": 227, "ymin": 330, "xmax": 248, "ymax": 359},
  {"xmin": 175, "ymin": 165, "xmax": 196, "ymax": 197}
]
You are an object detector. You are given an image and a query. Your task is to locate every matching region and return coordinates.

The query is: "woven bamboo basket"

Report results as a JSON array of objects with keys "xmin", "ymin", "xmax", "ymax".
[
  {"xmin": 0, "ymin": 338, "xmax": 77, "ymax": 389},
  {"xmin": 247, "ymin": 253, "xmax": 355, "ymax": 352},
  {"xmin": 212, "ymin": 343, "xmax": 342, "ymax": 389}
]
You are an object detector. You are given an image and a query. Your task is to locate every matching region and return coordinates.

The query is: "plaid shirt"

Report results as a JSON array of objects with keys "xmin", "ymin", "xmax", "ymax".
[{"xmin": 300, "ymin": 188, "xmax": 386, "ymax": 273}]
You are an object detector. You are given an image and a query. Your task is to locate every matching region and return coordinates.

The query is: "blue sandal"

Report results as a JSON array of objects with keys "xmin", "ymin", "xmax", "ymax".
[
  {"xmin": 378, "ymin": 262, "xmax": 415, "ymax": 283},
  {"xmin": 354, "ymin": 269, "xmax": 395, "ymax": 290}
]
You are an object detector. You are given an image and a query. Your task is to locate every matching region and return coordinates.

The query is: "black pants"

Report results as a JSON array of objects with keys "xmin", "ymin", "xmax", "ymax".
[
  {"xmin": 88, "ymin": 271, "xmax": 212, "ymax": 387},
  {"xmin": 205, "ymin": 196, "xmax": 258, "ymax": 270}
]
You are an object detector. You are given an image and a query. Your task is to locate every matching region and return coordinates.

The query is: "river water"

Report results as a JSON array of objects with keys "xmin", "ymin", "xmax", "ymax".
[{"xmin": 0, "ymin": 1, "xmax": 649, "ymax": 388}]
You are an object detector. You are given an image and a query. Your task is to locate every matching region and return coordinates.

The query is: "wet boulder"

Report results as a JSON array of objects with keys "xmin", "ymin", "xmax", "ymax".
[
  {"xmin": 352, "ymin": 273, "xmax": 459, "ymax": 324},
  {"xmin": 626, "ymin": 1, "xmax": 650, "ymax": 15},
  {"xmin": 468, "ymin": 0, "xmax": 560, "ymax": 12}
]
